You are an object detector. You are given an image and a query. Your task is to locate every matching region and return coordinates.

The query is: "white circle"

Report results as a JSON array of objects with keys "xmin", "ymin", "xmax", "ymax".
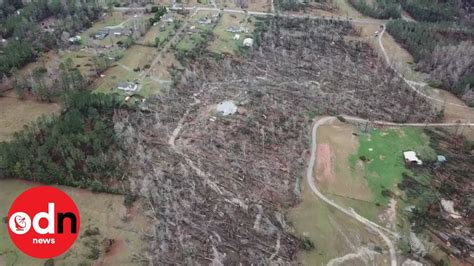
[{"xmin": 9, "ymin": 212, "xmax": 31, "ymax": 235}]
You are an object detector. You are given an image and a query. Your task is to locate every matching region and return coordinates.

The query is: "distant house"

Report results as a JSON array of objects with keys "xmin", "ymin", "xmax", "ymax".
[
  {"xmin": 243, "ymin": 38, "xmax": 253, "ymax": 47},
  {"xmin": 94, "ymin": 30, "xmax": 109, "ymax": 40},
  {"xmin": 233, "ymin": 34, "xmax": 240, "ymax": 40},
  {"xmin": 197, "ymin": 17, "xmax": 212, "ymax": 24},
  {"xmin": 227, "ymin": 26, "xmax": 247, "ymax": 33},
  {"xmin": 117, "ymin": 82, "xmax": 138, "ymax": 92},
  {"xmin": 403, "ymin": 151, "xmax": 422, "ymax": 165}
]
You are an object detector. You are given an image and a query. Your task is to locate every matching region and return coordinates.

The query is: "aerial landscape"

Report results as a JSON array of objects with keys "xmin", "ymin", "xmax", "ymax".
[{"xmin": 0, "ymin": 0, "xmax": 472, "ymax": 265}]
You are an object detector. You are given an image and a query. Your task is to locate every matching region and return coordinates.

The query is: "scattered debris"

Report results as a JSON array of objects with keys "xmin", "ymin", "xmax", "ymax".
[
  {"xmin": 440, "ymin": 199, "xmax": 462, "ymax": 219},
  {"xmin": 216, "ymin": 100, "xmax": 237, "ymax": 116},
  {"xmin": 243, "ymin": 38, "xmax": 253, "ymax": 47}
]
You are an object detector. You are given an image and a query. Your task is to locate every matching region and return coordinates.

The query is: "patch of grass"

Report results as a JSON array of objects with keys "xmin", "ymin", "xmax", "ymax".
[
  {"xmin": 0, "ymin": 96, "xmax": 60, "ymax": 142},
  {"xmin": 288, "ymin": 179, "xmax": 385, "ymax": 264},
  {"xmin": 349, "ymin": 127, "xmax": 434, "ymax": 205}
]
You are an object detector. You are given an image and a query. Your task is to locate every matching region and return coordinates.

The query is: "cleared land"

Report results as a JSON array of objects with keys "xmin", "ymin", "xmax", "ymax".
[
  {"xmin": 349, "ymin": 126, "xmax": 434, "ymax": 205},
  {"xmin": 113, "ymin": 17, "xmax": 438, "ymax": 263},
  {"xmin": 315, "ymin": 122, "xmax": 382, "ymax": 221},
  {"xmin": 0, "ymin": 95, "xmax": 60, "ymax": 142},
  {"xmin": 289, "ymin": 178, "xmax": 387, "ymax": 265},
  {"xmin": 0, "ymin": 179, "xmax": 150, "ymax": 265},
  {"xmin": 217, "ymin": 0, "xmax": 271, "ymax": 12}
]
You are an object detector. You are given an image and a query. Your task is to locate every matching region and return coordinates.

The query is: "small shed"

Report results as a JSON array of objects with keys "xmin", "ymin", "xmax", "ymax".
[
  {"xmin": 243, "ymin": 38, "xmax": 253, "ymax": 47},
  {"xmin": 403, "ymin": 151, "xmax": 422, "ymax": 165}
]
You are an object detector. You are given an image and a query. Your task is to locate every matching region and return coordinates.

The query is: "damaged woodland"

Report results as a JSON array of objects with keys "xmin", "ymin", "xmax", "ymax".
[{"xmin": 114, "ymin": 18, "xmax": 438, "ymax": 264}]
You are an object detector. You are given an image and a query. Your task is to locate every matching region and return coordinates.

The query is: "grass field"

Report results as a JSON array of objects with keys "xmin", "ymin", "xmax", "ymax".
[
  {"xmin": 349, "ymin": 127, "xmax": 434, "ymax": 205},
  {"xmin": 0, "ymin": 179, "xmax": 150, "ymax": 265},
  {"xmin": 219, "ymin": 0, "xmax": 271, "ymax": 12},
  {"xmin": 0, "ymin": 96, "xmax": 60, "ymax": 142},
  {"xmin": 94, "ymin": 45, "xmax": 162, "ymax": 96},
  {"xmin": 288, "ymin": 177, "xmax": 387, "ymax": 265},
  {"xmin": 316, "ymin": 122, "xmax": 381, "ymax": 221},
  {"xmin": 80, "ymin": 12, "xmax": 128, "ymax": 46},
  {"xmin": 208, "ymin": 13, "xmax": 254, "ymax": 55}
]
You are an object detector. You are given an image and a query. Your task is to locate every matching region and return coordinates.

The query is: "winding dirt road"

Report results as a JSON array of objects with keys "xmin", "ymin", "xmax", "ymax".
[{"xmin": 308, "ymin": 116, "xmax": 473, "ymax": 266}]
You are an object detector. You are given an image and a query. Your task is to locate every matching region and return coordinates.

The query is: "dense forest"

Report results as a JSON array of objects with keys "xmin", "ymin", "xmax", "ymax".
[
  {"xmin": 0, "ymin": 92, "xmax": 125, "ymax": 192},
  {"xmin": 348, "ymin": 0, "xmax": 400, "ymax": 19},
  {"xmin": 0, "ymin": 0, "xmax": 102, "ymax": 76},
  {"xmin": 399, "ymin": 0, "xmax": 458, "ymax": 22},
  {"xmin": 348, "ymin": 0, "xmax": 470, "ymax": 22},
  {"xmin": 386, "ymin": 20, "xmax": 474, "ymax": 105}
]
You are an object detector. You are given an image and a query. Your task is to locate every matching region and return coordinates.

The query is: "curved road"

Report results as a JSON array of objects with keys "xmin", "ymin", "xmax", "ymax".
[{"xmin": 308, "ymin": 116, "xmax": 473, "ymax": 266}]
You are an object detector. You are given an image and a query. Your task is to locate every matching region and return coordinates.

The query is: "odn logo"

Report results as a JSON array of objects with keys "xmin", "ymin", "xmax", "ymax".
[{"xmin": 7, "ymin": 186, "xmax": 80, "ymax": 259}]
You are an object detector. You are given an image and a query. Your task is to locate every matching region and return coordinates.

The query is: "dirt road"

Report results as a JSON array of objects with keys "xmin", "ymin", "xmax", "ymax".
[{"xmin": 308, "ymin": 116, "xmax": 473, "ymax": 266}]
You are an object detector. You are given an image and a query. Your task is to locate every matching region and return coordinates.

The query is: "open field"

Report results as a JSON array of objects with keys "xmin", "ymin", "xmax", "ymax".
[
  {"xmin": 139, "ymin": 21, "xmax": 180, "ymax": 46},
  {"xmin": 289, "ymin": 176, "xmax": 387, "ymax": 265},
  {"xmin": 349, "ymin": 127, "xmax": 433, "ymax": 205},
  {"xmin": 208, "ymin": 13, "xmax": 255, "ymax": 55},
  {"xmin": 218, "ymin": 0, "xmax": 271, "ymax": 12},
  {"xmin": 315, "ymin": 122, "xmax": 382, "ymax": 221},
  {"xmin": 94, "ymin": 45, "xmax": 163, "ymax": 96},
  {"xmin": 80, "ymin": 12, "xmax": 128, "ymax": 45},
  {"xmin": 0, "ymin": 95, "xmax": 60, "ymax": 142},
  {"xmin": 0, "ymin": 179, "xmax": 150, "ymax": 265}
]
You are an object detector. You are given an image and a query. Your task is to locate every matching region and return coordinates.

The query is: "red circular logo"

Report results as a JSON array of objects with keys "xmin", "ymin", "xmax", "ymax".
[{"xmin": 7, "ymin": 186, "xmax": 80, "ymax": 259}]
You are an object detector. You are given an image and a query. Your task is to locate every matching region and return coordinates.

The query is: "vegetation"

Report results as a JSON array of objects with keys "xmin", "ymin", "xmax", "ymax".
[
  {"xmin": 399, "ymin": 0, "xmax": 458, "ymax": 22},
  {"xmin": 386, "ymin": 20, "xmax": 474, "ymax": 105},
  {"xmin": 398, "ymin": 128, "xmax": 473, "ymax": 260},
  {"xmin": 349, "ymin": 128, "xmax": 434, "ymax": 205},
  {"xmin": 149, "ymin": 6, "xmax": 167, "ymax": 25},
  {"xmin": 348, "ymin": 0, "xmax": 401, "ymax": 19},
  {"xmin": 0, "ymin": 0, "xmax": 102, "ymax": 76},
  {"xmin": 175, "ymin": 28, "xmax": 214, "ymax": 65},
  {"xmin": 0, "ymin": 91, "xmax": 125, "ymax": 191}
]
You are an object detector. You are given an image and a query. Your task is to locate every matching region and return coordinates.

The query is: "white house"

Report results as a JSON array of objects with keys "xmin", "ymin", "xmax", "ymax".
[
  {"xmin": 403, "ymin": 151, "xmax": 422, "ymax": 165},
  {"xmin": 243, "ymin": 38, "xmax": 253, "ymax": 47},
  {"xmin": 233, "ymin": 34, "xmax": 240, "ymax": 40}
]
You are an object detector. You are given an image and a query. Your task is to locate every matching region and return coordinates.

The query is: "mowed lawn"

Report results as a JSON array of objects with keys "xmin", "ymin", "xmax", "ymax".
[
  {"xmin": 349, "ymin": 127, "xmax": 434, "ymax": 205},
  {"xmin": 0, "ymin": 179, "xmax": 151, "ymax": 265}
]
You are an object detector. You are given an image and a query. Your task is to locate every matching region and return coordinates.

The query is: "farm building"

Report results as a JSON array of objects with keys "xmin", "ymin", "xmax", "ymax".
[{"xmin": 403, "ymin": 151, "xmax": 422, "ymax": 165}]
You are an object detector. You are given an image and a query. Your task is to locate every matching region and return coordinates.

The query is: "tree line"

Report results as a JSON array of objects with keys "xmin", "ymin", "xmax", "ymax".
[
  {"xmin": 348, "ymin": 0, "xmax": 401, "ymax": 19},
  {"xmin": 0, "ymin": 0, "xmax": 102, "ymax": 76},
  {"xmin": 0, "ymin": 91, "xmax": 125, "ymax": 192},
  {"xmin": 348, "ymin": 0, "xmax": 462, "ymax": 22},
  {"xmin": 399, "ymin": 0, "xmax": 458, "ymax": 22},
  {"xmin": 387, "ymin": 20, "xmax": 474, "ymax": 106}
]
